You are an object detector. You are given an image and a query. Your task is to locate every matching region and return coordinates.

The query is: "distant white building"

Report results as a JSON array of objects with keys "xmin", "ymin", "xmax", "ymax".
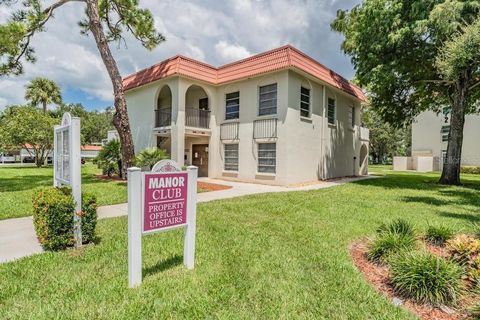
[{"xmin": 411, "ymin": 111, "xmax": 480, "ymax": 168}]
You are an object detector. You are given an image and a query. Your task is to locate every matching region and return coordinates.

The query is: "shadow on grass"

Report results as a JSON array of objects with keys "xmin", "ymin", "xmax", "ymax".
[
  {"xmin": 437, "ymin": 211, "xmax": 480, "ymax": 223},
  {"xmin": 144, "ymin": 255, "xmax": 183, "ymax": 278},
  {"xmin": 353, "ymin": 172, "xmax": 480, "ymax": 192}
]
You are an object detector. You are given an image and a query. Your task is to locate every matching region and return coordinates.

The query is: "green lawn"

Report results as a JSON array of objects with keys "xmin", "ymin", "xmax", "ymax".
[
  {"xmin": 1, "ymin": 169, "xmax": 479, "ymax": 319},
  {"xmin": 0, "ymin": 163, "xmax": 127, "ymax": 220}
]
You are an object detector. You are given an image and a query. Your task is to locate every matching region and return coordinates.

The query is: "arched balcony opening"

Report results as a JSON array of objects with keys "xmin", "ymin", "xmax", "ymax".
[
  {"xmin": 155, "ymin": 85, "xmax": 172, "ymax": 128},
  {"xmin": 185, "ymin": 85, "xmax": 210, "ymax": 129}
]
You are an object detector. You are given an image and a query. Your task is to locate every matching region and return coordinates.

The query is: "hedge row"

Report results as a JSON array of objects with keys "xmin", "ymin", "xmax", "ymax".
[{"xmin": 461, "ymin": 166, "xmax": 480, "ymax": 175}]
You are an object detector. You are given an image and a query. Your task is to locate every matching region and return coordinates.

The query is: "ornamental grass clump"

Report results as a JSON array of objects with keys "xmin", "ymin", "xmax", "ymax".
[
  {"xmin": 367, "ymin": 232, "xmax": 416, "ymax": 263},
  {"xmin": 368, "ymin": 220, "xmax": 416, "ymax": 263},
  {"xmin": 390, "ymin": 252, "xmax": 463, "ymax": 305},
  {"xmin": 425, "ymin": 225, "xmax": 454, "ymax": 246},
  {"xmin": 377, "ymin": 219, "xmax": 415, "ymax": 238}
]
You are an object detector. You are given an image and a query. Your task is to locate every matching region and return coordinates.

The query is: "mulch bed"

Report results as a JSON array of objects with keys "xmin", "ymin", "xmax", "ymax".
[
  {"xmin": 95, "ymin": 174, "xmax": 125, "ymax": 181},
  {"xmin": 349, "ymin": 239, "xmax": 477, "ymax": 320},
  {"xmin": 197, "ymin": 181, "xmax": 232, "ymax": 192}
]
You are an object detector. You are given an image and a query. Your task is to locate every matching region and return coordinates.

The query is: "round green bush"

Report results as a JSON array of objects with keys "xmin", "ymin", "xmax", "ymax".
[
  {"xmin": 367, "ymin": 232, "xmax": 416, "ymax": 263},
  {"xmin": 32, "ymin": 187, "xmax": 98, "ymax": 251},
  {"xmin": 390, "ymin": 252, "xmax": 463, "ymax": 305},
  {"xmin": 425, "ymin": 225, "xmax": 454, "ymax": 246}
]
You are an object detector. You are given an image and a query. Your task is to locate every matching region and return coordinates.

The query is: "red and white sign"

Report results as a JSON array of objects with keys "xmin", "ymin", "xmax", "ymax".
[
  {"xmin": 128, "ymin": 160, "xmax": 198, "ymax": 288},
  {"xmin": 143, "ymin": 172, "xmax": 188, "ymax": 233}
]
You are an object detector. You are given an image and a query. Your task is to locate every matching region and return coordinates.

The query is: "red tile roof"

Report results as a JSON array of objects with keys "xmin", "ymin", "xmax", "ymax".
[
  {"xmin": 123, "ymin": 45, "xmax": 366, "ymax": 102},
  {"xmin": 81, "ymin": 145, "xmax": 102, "ymax": 151},
  {"xmin": 24, "ymin": 144, "xmax": 102, "ymax": 151}
]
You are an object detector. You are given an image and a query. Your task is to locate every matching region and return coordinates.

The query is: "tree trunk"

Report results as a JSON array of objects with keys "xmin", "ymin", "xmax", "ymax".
[
  {"xmin": 86, "ymin": 0, "xmax": 134, "ymax": 178},
  {"xmin": 43, "ymin": 101, "xmax": 47, "ymax": 113},
  {"xmin": 439, "ymin": 73, "xmax": 470, "ymax": 185}
]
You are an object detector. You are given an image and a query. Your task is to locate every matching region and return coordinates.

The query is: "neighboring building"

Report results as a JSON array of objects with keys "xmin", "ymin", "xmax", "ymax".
[
  {"xmin": 411, "ymin": 111, "xmax": 480, "ymax": 169},
  {"xmin": 123, "ymin": 45, "xmax": 369, "ymax": 185},
  {"xmin": 103, "ymin": 130, "xmax": 119, "ymax": 145},
  {"xmin": 0, "ymin": 144, "xmax": 102, "ymax": 164}
]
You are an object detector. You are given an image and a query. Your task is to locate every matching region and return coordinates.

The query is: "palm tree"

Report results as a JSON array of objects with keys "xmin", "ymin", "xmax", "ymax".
[{"xmin": 25, "ymin": 78, "xmax": 62, "ymax": 113}]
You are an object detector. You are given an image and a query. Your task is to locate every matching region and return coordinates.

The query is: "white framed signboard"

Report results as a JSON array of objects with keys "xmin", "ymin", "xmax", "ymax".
[
  {"xmin": 53, "ymin": 112, "xmax": 82, "ymax": 247},
  {"xmin": 128, "ymin": 160, "xmax": 198, "ymax": 288}
]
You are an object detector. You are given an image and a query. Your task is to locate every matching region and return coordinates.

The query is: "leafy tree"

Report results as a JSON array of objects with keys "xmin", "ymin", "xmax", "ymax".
[
  {"xmin": 362, "ymin": 106, "xmax": 410, "ymax": 164},
  {"xmin": 53, "ymin": 103, "xmax": 114, "ymax": 144},
  {"xmin": 332, "ymin": 0, "xmax": 480, "ymax": 185},
  {"xmin": 25, "ymin": 77, "xmax": 62, "ymax": 112},
  {"xmin": 0, "ymin": 105, "xmax": 55, "ymax": 167},
  {"xmin": 0, "ymin": 0, "xmax": 165, "ymax": 175},
  {"xmin": 135, "ymin": 147, "xmax": 169, "ymax": 169},
  {"xmin": 95, "ymin": 139, "xmax": 121, "ymax": 177}
]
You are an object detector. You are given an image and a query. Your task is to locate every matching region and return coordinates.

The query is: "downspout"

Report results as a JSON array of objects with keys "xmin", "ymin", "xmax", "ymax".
[{"xmin": 320, "ymin": 85, "xmax": 326, "ymax": 180}]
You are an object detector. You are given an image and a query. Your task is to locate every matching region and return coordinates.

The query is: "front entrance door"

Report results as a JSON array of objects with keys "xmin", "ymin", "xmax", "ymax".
[{"xmin": 192, "ymin": 144, "xmax": 209, "ymax": 177}]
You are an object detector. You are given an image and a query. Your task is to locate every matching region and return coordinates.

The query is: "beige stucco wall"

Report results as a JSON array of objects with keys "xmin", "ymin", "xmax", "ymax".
[
  {"xmin": 412, "ymin": 111, "xmax": 480, "ymax": 167},
  {"xmin": 125, "ymin": 69, "xmax": 368, "ymax": 185}
]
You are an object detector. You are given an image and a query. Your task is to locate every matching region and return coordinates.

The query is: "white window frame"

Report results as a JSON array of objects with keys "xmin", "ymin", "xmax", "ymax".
[
  {"xmin": 225, "ymin": 91, "xmax": 240, "ymax": 120},
  {"xmin": 257, "ymin": 143, "xmax": 276, "ymax": 174},
  {"xmin": 258, "ymin": 83, "xmax": 277, "ymax": 116},
  {"xmin": 224, "ymin": 143, "xmax": 239, "ymax": 171},
  {"xmin": 300, "ymin": 86, "xmax": 311, "ymax": 118},
  {"xmin": 327, "ymin": 98, "xmax": 336, "ymax": 125}
]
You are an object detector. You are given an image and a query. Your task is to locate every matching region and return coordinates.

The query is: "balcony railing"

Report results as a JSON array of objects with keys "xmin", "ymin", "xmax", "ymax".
[
  {"xmin": 186, "ymin": 107, "xmax": 210, "ymax": 129},
  {"xmin": 253, "ymin": 118, "xmax": 277, "ymax": 139},
  {"xmin": 220, "ymin": 122, "xmax": 239, "ymax": 140},
  {"xmin": 155, "ymin": 108, "xmax": 172, "ymax": 128}
]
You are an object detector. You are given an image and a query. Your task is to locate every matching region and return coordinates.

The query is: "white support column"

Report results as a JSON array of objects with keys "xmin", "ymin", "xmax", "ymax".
[
  {"xmin": 184, "ymin": 166, "xmax": 198, "ymax": 269},
  {"xmin": 128, "ymin": 167, "xmax": 143, "ymax": 287},
  {"xmin": 170, "ymin": 80, "xmax": 186, "ymax": 166},
  {"xmin": 71, "ymin": 117, "xmax": 82, "ymax": 247}
]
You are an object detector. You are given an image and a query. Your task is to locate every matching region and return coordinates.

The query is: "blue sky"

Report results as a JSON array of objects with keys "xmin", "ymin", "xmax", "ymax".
[
  {"xmin": 62, "ymin": 88, "xmax": 111, "ymax": 111},
  {"xmin": 0, "ymin": 0, "xmax": 360, "ymax": 111}
]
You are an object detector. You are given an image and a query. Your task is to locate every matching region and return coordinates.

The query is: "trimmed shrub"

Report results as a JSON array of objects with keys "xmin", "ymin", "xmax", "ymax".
[
  {"xmin": 80, "ymin": 192, "xmax": 98, "ymax": 243},
  {"xmin": 368, "ymin": 232, "xmax": 416, "ymax": 263},
  {"xmin": 390, "ymin": 252, "xmax": 463, "ymax": 305},
  {"xmin": 425, "ymin": 225, "xmax": 454, "ymax": 246},
  {"xmin": 461, "ymin": 166, "xmax": 480, "ymax": 175},
  {"xmin": 33, "ymin": 188, "xmax": 75, "ymax": 250},
  {"xmin": 32, "ymin": 187, "xmax": 97, "ymax": 251},
  {"xmin": 377, "ymin": 219, "xmax": 415, "ymax": 237}
]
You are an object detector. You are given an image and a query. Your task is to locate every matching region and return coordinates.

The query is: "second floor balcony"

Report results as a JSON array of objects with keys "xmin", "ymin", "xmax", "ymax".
[{"xmin": 155, "ymin": 107, "xmax": 211, "ymax": 129}]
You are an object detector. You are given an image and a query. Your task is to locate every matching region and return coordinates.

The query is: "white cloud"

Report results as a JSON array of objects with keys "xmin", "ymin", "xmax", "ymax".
[
  {"xmin": 0, "ymin": 0, "xmax": 361, "ymax": 109},
  {"xmin": 214, "ymin": 41, "xmax": 251, "ymax": 63}
]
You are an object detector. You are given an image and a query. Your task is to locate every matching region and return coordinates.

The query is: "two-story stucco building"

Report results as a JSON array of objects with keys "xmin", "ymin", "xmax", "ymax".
[{"xmin": 123, "ymin": 45, "xmax": 369, "ymax": 185}]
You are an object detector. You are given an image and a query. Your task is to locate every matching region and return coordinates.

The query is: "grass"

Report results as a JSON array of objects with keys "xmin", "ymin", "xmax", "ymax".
[
  {"xmin": 0, "ymin": 163, "xmax": 127, "ymax": 220},
  {"xmin": 1, "ymin": 166, "xmax": 480, "ymax": 318}
]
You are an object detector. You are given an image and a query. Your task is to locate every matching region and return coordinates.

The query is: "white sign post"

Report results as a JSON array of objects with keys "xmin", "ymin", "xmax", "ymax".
[
  {"xmin": 128, "ymin": 160, "xmax": 198, "ymax": 288},
  {"xmin": 53, "ymin": 112, "xmax": 82, "ymax": 248}
]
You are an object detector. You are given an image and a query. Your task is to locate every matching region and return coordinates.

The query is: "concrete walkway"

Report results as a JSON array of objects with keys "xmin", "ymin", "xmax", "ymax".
[{"xmin": 0, "ymin": 176, "xmax": 374, "ymax": 263}]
